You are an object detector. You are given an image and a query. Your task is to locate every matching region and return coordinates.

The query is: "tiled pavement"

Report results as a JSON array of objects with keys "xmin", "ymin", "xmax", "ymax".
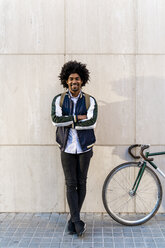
[{"xmin": 0, "ymin": 213, "xmax": 165, "ymax": 248}]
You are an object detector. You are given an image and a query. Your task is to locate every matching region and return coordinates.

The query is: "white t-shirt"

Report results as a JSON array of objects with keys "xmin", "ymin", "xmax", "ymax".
[{"xmin": 64, "ymin": 92, "xmax": 83, "ymax": 154}]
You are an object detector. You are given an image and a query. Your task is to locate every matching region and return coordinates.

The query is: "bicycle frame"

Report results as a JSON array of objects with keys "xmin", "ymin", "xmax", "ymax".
[{"xmin": 131, "ymin": 151, "xmax": 165, "ymax": 195}]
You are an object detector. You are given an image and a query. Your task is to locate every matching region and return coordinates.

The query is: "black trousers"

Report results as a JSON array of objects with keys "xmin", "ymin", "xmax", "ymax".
[{"xmin": 61, "ymin": 149, "xmax": 93, "ymax": 222}]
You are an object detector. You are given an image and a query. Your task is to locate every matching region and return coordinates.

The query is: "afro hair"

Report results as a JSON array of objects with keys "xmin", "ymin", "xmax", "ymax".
[{"xmin": 59, "ymin": 60, "xmax": 90, "ymax": 88}]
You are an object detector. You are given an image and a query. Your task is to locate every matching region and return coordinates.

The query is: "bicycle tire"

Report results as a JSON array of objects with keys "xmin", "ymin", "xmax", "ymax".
[{"xmin": 102, "ymin": 162, "xmax": 162, "ymax": 226}]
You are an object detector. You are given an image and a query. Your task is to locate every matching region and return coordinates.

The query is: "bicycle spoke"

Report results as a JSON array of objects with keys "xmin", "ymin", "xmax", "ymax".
[
  {"xmin": 112, "ymin": 196, "xmax": 134, "ymax": 213},
  {"xmin": 137, "ymin": 191, "xmax": 156, "ymax": 194},
  {"xmin": 111, "ymin": 177, "xmax": 130, "ymax": 194},
  {"xmin": 106, "ymin": 192, "xmax": 129, "ymax": 205},
  {"xmin": 112, "ymin": 167, "xmax": 137, "ymax": 192},
  {"xmin": 135, "ymin": 199, "xmax": 148, "ymax": 213},
  {"xmin": 118, "ymin": 169, "xmax": 134, "ymax": 189},
  {"xmin": 136, "ymin": 192, "xmax": 155, "ymax": 212},
  {"xmin": 139, "ymin": 177, "xmax": 156, "ymax": 189}
]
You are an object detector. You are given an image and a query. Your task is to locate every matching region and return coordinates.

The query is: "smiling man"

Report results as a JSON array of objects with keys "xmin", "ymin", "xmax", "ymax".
[{"xmin": 51, "ymin": 61, "xmax": 98, "ymax": 237}]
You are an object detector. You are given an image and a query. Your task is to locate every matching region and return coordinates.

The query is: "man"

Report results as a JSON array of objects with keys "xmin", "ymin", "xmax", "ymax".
[{"xmin": 51, "ymin": 61, "xmax": 98, "ymax": 236}]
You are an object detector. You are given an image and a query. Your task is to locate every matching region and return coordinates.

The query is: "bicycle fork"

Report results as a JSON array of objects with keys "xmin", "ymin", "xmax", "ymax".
[{"xmin": 129, "ymin": 162, "xmax": 147, "ymax": 197}]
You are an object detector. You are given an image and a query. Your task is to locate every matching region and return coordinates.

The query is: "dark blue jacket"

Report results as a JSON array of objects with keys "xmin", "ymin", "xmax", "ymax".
[{"xmin": 51, "ymin": 91, "xmax": 98, "ymax": 152}]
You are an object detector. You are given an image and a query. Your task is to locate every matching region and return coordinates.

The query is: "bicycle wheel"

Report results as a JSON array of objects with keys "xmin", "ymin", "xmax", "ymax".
[{"xmin": 102, "ymin": 162, "xmax": 162, "ymax": 226}]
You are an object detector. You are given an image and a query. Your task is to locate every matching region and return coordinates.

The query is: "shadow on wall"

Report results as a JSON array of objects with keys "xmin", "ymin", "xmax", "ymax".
[
  {"xmin": 92, "ymin": 76, "xmax": 165, "ymax": 212},
  {"xmin": 93, "ymin": 77, "xmax": 135, "ymax": 146},
  {"xmin": 93, "ymin": 76, "xmax": 165, "ymax": 146}
]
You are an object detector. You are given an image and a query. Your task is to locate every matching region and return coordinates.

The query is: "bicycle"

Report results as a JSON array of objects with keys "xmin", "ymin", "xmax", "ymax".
[{"xmin": 102, "ymin": 144, "xmax": 165, "ymax": 226}]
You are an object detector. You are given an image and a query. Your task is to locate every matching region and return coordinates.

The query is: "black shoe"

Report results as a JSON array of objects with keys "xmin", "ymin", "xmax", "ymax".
[
  {"xmin": 68, "ymin": 219, "xmax": 76, "ymax": 234},
  {"xmin": 74, "ymin": 220, "xmax": 86, "ymax": 237}
]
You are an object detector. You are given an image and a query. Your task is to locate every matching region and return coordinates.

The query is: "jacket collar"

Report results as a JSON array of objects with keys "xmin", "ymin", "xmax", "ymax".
[{"xmin": 68, "ymin": 90, "xmax": 82, "ymax": 99}]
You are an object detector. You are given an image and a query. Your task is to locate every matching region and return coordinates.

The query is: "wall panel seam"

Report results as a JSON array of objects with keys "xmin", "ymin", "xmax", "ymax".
[
  {"xmin": 64, "ymin": 0, "xmax": 66, "ymax": 213},
  {"xmin": 1, "ymin": 53, "xmax": 165, "ymax": 56},
  {"xmin": 135, "ymin": 0, "xmax": 138, "ymax": 145},
  {"xmin": 0, "ymin": 144, "xmax": 165, "ymax": 147}
]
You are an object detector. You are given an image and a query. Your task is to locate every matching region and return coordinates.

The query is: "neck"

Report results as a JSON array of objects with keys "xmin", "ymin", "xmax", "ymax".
[{"xmin": 69, "ymin": 90, "xmax": 81, "ymax": 97}]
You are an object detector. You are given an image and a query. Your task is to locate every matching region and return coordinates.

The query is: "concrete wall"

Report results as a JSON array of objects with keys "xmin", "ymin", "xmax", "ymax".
[{"xmin": 1, "ymin": 0, "xmax": 165, "ymax": 212}]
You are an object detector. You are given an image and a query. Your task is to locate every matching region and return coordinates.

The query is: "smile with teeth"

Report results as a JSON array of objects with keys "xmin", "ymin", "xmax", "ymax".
[{"xmin": 71, "ymin": 83, "xmax": 79, "ymax": 85}]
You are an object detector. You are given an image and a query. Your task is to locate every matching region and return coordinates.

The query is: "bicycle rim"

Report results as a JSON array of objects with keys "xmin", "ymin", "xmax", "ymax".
[{"xmin": 102, "ymin": 162, "xmax": 162, "ymax": 226}]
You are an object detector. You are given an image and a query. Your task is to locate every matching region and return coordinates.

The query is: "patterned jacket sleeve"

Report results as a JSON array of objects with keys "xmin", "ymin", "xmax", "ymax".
[
  {"xmin": 75, "ymin": 96, "xmax": 98, "ymax": 130},
  {"xmin": 51, "ymin": 94, "xmax": 74, "ymax": 127}
]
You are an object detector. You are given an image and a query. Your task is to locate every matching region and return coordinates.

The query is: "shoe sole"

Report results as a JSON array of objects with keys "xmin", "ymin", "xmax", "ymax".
[
  {"xmin": 77, "ymin": 223, "xmax": 86, "ymax": 237},
  {"xmin": 68, "ymin": 230, "xmax": 76, "ymax": 235}
]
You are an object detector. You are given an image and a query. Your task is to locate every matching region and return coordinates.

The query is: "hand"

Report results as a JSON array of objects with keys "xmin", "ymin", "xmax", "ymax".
[{"xmin": 77, "ymin": 115, "xmax": 87, "ymax": 120}]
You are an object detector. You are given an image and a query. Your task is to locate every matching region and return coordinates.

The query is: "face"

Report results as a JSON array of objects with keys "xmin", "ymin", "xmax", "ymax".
[{"xmin": 66, "ymin": 73, "xmax": 83, "ymax": 95}]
